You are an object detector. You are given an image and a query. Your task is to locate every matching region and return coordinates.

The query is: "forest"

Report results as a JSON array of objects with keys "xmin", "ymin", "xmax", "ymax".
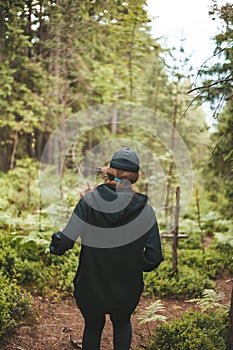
[{"xmin": 0, "ymin": 0, "xmax": 232, "ymax": 349}]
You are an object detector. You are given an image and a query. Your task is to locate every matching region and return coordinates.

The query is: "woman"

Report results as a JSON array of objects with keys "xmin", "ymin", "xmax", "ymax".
[{"xmin": 50, "ymin": 147, "xmax": 164, "ymax": 350}]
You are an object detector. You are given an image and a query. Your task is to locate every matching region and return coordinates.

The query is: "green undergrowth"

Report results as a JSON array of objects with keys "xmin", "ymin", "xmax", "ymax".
[
  {"xmin": 0, "ymin": 229, "xmax": 80, "ymax": 296},
  {"xmin": 144, "ymin": 236, "xmax": 233, "ymax": 298},
  {"xmin": 146, "ymin": 310, "xmax": 228, "ymax": 350},
  {"xmin": 0, "ymin": 272, "xmax": 32, "ymax": 338},
  {"xmin": 144, "ymin": 263, "xmax": 215, "ymax": 298},
  {"xmin": 0, "ymin": 164, "xmax": 233, "ymax": 339}
]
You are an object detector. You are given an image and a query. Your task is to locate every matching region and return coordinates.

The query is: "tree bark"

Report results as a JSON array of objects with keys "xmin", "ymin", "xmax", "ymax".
[
  {"xmin": 172, "ymin": 186, "xmax": 180, "ymax": 274},
  {"xmin": 226, "ymin": 285, "xmax": 233, "ymax": 350},
  {"xmin": 26, "ymin": 0, "xmax": 33, "ymax": 58},
  {"xmin": 10, "ymin": 133, "xmax": 19, "ymax": 170},
  {"xmin": 111, "ymin": 108, "xmax": 118, "ymax": 134},
  {"xmin": 128, "ymin": 18, "xmax": 137, "ymax": 101},
  {"xmin": 164, "ymin": 83, "xmax": 179, "ymax": 225},
  {"xmin": 0, "ymin": 4, "xmax": 5, "ymax": 62},
  {"xmin": 196, "ymin": 187, "xmax": 205, "ymax": 253}
]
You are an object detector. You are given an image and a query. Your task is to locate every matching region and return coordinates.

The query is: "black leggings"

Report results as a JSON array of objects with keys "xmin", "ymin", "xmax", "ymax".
[{"xmin": 81, "ymin": 310, "xmax": 132, "ymax": 350}]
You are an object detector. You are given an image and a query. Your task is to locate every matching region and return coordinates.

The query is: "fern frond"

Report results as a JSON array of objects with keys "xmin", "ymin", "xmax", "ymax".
[
  {"xmin": 187, "ymin": 288, "xmax": 229, "ymax": 312},
  {"xmin": 215, "ymin": 231, "xmax": 233, "ymax": 246},
  {"xmin": 138, "ymin": 300, "xmax": 167, "ymax": 324}
]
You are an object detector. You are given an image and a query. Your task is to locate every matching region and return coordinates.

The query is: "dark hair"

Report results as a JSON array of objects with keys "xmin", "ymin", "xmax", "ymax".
[
  {"xmin": 105, "ymin": 166, "xmax": 139, "ymax": 185},
  {"xmin": 80, "ymin": 166, "xmax": 139, "ymax": 198}
]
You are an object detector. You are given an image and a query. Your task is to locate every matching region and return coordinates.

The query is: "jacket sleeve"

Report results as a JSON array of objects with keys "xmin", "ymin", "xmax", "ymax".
[
  {"xmin": 143, "ymin": 220, "xmax": 164, "ymax": 272},
  {"xmin": 50, "ymin": 231, "xmax": 74, "ymax": 255},
  {"xmin": 50, "ymin": 197, "xmax": 87, "ymax": 256}
]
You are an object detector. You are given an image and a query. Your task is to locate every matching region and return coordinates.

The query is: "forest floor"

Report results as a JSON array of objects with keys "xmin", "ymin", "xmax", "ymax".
[{"xmin": 1, "ymin": 275, "xmax": 232, "ymax": 350}]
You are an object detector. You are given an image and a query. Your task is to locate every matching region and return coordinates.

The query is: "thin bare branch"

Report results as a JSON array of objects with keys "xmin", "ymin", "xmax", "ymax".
[
  {"xmin": 188, "ymin": 76, "xmax": 233, "ymax": 94},
  {"xmin": 210, "ymin": 124, "xmax": 233, "ymax": 158},
  {"xmin": 226, "ymin": 92, "xmax": 233, "ymax": 101}
]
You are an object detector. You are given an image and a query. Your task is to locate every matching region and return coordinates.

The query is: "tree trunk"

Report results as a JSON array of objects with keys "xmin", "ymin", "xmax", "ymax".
[
  {"xmin": 196, "ymin": 187, "xmax": 205, "ymax": 253},
  {"xmin": 172, "ymin": 186, "xmax": 180, "ymax": 274},
  {"xmin": 164, "ymin": 83, "xmax": 179, "ymax": 225},
  {"xmin": 128, "ymin": 18, "xmax": 137, "ymax": 101},
  {"xmin": 111, "ymin": 108, "xmax": 118, "ymax": 134},
  {"xmin": 0, "ymin": 4, "xmax": 5, "ymax": 62},
  {"xmin": 10, "ymin": 133, "xmax": 19, "ymax": 170},
  {"xmin": 226, "ymin": 285, "xmax": 233, "ymax": 350},
  {"xmin": 26, "ymin": 0, "xmax": 33, "ymax": 58}
]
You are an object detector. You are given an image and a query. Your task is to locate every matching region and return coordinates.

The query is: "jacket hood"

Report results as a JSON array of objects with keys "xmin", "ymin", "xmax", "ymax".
[{"xmin": 83, "ymin": 183, "xmax": 148, "ymax": 226}]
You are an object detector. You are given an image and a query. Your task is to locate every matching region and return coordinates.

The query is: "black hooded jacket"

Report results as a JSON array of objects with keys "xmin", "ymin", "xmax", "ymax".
[{"xmin": 50, "ymin": 184, "xmax": 164, "ymax": 313}]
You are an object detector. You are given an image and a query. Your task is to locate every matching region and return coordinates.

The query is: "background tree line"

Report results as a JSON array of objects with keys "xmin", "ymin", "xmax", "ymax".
[
  {"xmin": 0, "ymin": 0, "xmax": 232, "ymax": 215},
  {"xmin": 0, "ymin": 1, "xmax": 203, "ymax": 162}
]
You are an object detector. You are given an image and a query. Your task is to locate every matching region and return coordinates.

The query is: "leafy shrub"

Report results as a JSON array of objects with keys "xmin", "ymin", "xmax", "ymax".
[
  {"xmin": 52, "ymin": 244, "xmax": 80, "ymax": 295},
  {"xmin": 0, "ymin": 232, "xmax": 47, "ymax": 286},
  {"xmin": 178, "ymin": 218, "xmax": 203, "ymax": 249},
  {"xmin": 0, "ymin": 246, "xmax": 20, "ymax": 278},
  {"xmin": 4, "ymin": 159, "xmax": 40, "ymax": 210},
  {"xmin": 203, "ymin": 243, "xmax": 233, "ymax": 277},
  {"xmin": 179, "ymin": 249, "xmax": 204, "ymax": 269},
  {"xmin": 179, "ymin": 246, "xmax": 233, "ymax": 278},
  {"xmin": 144, "ymin": 265, "xmax": 214, "ymax": 298},
  {"xmin": 0, "ymin": 226, "xmax": 81, "ymax": 296},
  {"xmin": 0, "ymin": 272, "xmax": 32, "ymax": 338},
  {"xmin": 15, "ymin": 259, "xmax": 46, "ymax": 284},
  {"xmin": 214, "ymin": 242, "xmax": 233, "ymax": 273},
  {"xmin": 203, "ymin": 251, "xmax": 227, "ymax": 278},
  {"xmin": 148, "ymin": 311, "xmax": 227, "ymax": 350}
]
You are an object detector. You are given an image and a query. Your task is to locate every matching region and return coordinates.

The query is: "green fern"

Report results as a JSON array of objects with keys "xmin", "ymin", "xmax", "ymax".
[
  {"xmin": 19, "ymin": 231, "xmax": 50, "ymax": 247},
  {"xmin": 215, "ymin": 230, "xmax": 233, "ymax": 246},
  {"xmin": 138, "ymin": 300, "xmax": 167, "ymax": 324},
  {"xmin": 187, "ymin": 289, "xmax": 229, "ymax": 312}
]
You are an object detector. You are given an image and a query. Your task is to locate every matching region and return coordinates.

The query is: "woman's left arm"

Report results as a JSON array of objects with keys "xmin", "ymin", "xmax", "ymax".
[
  {"xmin": 50, "ymin": 231, "xmax": 74, "ymax": 255},
  {"xmin": 50, "ymin": 197, "xmax": 87, "ymax": 255}
]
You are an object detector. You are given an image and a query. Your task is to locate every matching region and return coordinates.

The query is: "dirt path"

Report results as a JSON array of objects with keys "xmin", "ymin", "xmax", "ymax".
[{"xmin": 1, "ymin": 276, "xmax": 232, "ymax": 350}]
